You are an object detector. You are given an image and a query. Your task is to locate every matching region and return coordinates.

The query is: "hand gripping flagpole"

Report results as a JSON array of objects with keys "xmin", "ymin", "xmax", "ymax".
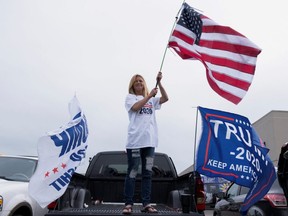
[{"xmin": 155, "ymin": 1, "xmax": 186, "ymax": 88}]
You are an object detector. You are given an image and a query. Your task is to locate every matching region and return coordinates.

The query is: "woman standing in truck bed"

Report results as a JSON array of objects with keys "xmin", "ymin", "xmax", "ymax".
[{"xmin": 123, "ymin": 72, "xmax": 169, "ymax": 214}]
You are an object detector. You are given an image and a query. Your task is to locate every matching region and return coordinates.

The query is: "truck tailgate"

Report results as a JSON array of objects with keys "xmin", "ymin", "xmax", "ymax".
[{"xmin": 46, "ymin": 203, "xmax": 204, "ymax": 216}]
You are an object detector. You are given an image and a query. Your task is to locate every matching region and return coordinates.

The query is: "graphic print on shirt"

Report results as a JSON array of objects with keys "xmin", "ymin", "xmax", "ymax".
[{"xmin": 139, "ymin": 102, "xmax": 153, "ymax": 115}]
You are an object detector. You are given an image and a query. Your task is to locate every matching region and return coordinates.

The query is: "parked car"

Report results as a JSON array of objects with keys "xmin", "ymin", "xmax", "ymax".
[
  {"xmin": 213, "ymin": 177, "xmax": 288, "ymax": 216},
  {"xmin": 0, "ymin": 155, "xmax": 48, "ymax": 216},
  {"xmin": 202, "ymin": 176, "xmax": 230, "ymax": 208}
]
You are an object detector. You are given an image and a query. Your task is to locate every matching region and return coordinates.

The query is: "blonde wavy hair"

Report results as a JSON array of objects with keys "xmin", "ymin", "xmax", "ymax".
[{"xmin": 128, "ymin": 74, "xmax": 149, "ymax": 97}]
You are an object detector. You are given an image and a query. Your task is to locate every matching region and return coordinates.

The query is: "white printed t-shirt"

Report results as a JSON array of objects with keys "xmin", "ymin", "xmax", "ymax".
[{"xmin": 125, "ymin": 94, "xmax": 161, "ymax": 149}]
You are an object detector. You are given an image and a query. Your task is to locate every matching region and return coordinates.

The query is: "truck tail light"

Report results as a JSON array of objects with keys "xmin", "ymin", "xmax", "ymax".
[
  {"xmin": 195, "ymin": 178, "xmax": 206, "ymax": 211},
  {"xmin": 264, "ymin": 193, "xmax": 287, "ymax": 207},
  {"xmin": 47, "ymin": 200, "xmax": 58, "ymax": 210},
  {"xmin": 196, "ymin": 190, "xmax": 206, "ymax": 211},
  {"xmin": 0, "ymin": 195, "xmax": 3, "ymax": 211}
]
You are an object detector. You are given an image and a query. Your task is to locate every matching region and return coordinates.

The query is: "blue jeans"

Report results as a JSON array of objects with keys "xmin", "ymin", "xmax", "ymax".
[{"xmin": 124, "ymin": 147, "xmax": 155, "ymax": 207}]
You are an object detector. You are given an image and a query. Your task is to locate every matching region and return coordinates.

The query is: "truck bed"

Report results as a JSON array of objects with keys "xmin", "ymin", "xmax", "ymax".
[
  {"xmin": 46, "ymin": 203, "xmax": 204, "ymax": 216},
  {"xmin": 45, "ymin": 151, "xmax": 206, "ymax": 216}
]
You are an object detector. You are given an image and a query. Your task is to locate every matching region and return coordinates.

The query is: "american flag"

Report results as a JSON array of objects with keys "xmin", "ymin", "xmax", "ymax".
[{"xmin": 168, "ymin": 3, "xmax": 261, "ymax": 104}]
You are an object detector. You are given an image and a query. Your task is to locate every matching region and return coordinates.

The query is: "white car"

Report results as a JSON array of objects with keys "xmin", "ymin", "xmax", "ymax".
[{"xmin": 0, "ymin": 155, "xmax": 48, "ymax": 216}]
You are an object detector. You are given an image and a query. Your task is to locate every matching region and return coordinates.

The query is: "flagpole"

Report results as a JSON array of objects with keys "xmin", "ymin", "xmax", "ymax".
[
  {"xmin": 155, "ymin": 0, "xmax": 185, "ymax": 88},
  {"xmin": 193, "ymin": 106, "xmax": 199, "ymax": 169}
]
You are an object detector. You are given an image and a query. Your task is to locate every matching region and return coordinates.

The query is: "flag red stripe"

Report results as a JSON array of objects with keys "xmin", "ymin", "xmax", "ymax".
[
  {"xmin": 206, "ymin": 75, "xmax": 242, "ymax": 104},
  {"xmin": 199, "ymin": 39, "xmax": 261, "ymax": 57},
  {"xmin": 168, "ymin": 41, "xmax": 196, "ymax": 59},
  {"xmin": 202, "ymin": 25, "xmax": 245, "ymax": 37},
  {"xmin": 172, "ymin": 30, "xmax": 194, "ymax": 45},
  {"xmin": 168, "ymin": 41, "xmax": 202, "ymax": 61},
  {"xmin": 200, "ymin": 52, "xmax": 256, "ymax": 74},
  {"xmin": 211, "ymin": 71, "xmax": 251, "ymax": 90}
]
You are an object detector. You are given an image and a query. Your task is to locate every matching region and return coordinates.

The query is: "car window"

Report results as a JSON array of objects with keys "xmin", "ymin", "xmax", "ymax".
[
  {"xmin": 0, "ymin": 157, "xmax": 37, "ymax": 181},
  {"xmin": 240, "ymin": 186, "xmax": 249, "ymax": 195},
  {"xmin": 205, "ymin": 184, "xmax": 219, "ymax": 193},
  {"xmin": 270, "ymin": 177, "xmax": 285, "ymax": 193},
  {"xmin": 88, "ymin": 153, "xmax": 174, "ymax": 178},
  {"xmin": 227, "ymin": 183, "xmax": 239, "ymax": 198}
]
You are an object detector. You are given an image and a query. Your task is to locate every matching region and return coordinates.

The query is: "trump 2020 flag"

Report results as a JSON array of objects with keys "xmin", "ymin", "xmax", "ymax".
[
  {"xmin": 168, "ymin": 3, "xmax": 261, "ymax": 104},
  {"xmin": 196, "ymin": 106, "xmax": 276, "ymax": 214},
  {"xmin": 28, "ymin": 96, "xmax": 89, "ymax": 208}
]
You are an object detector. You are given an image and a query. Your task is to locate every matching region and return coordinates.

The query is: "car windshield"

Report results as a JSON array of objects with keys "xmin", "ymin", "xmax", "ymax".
[{"xmin": 0, "ymin": 157, "xmax": 37, "ymax": 182}]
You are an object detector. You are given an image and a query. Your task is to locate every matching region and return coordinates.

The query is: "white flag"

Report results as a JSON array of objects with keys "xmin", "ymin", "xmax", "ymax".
[{"xmin": 28, "ymin": 96, "xmax": 89, "ymax": 208}]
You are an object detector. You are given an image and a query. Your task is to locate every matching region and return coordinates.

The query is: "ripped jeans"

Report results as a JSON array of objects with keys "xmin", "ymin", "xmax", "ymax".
[{"xmin": 124, "ymin": 147, "xmax": 155, "ymax": 207}]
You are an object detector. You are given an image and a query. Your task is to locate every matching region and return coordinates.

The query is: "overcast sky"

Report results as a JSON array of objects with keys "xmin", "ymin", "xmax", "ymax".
[{"xmin": 1, "ymin": 0, "xmax": 287, "ymax": 174}]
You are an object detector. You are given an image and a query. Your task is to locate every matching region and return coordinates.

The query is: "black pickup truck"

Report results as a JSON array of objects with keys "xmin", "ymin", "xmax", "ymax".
[{"xmin": 46, "ymin": 151, "xmax": 206, "ymax": 216}]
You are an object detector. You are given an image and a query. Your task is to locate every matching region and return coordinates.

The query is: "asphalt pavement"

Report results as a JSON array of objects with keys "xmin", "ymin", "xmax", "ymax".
[{"xmin": 204, "ymin": 209, "xmax": 213, "ymax": 216}]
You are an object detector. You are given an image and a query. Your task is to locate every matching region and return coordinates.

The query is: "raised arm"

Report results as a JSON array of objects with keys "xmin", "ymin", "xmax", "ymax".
[
  {"xmin": 131, "ymin": 90, "xmax": 157, "ymax": 111},
  {"xmin": 157, "ymin": 72, "xmax": 169, "ymax": 104}
]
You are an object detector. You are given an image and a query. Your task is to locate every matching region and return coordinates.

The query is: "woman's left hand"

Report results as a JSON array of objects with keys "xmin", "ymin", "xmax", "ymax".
[{"xmin": 156, "ymin": 72, "xmax": 162, "ymax": 82}]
